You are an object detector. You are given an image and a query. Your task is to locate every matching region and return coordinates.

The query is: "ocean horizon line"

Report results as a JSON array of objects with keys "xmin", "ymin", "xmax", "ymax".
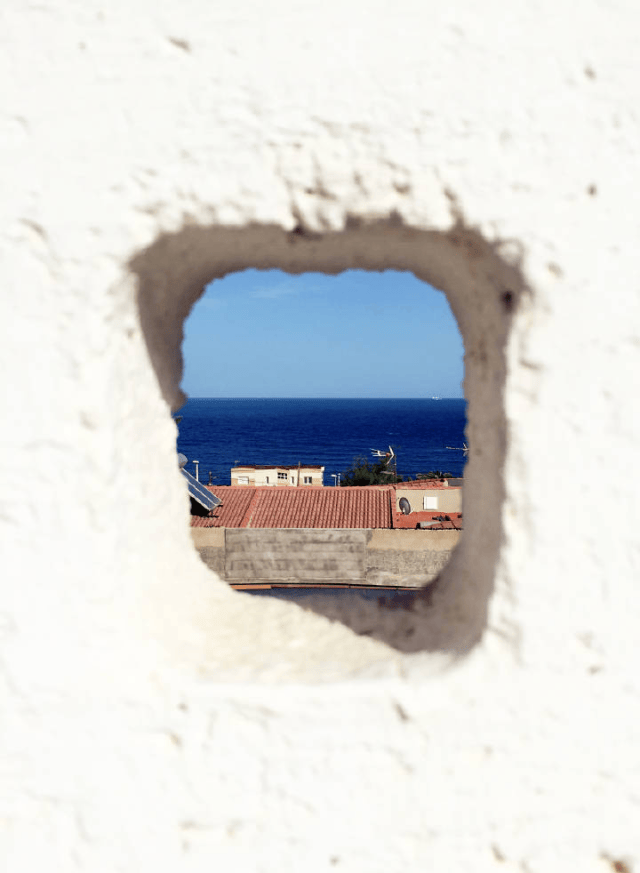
[
  {"xmin": 177, "ymin": 395, "xmax": 468, "ymax": 482},
  {"xmin": 183, "ymin": 396, "xmax": 465, "ymax": 401}
]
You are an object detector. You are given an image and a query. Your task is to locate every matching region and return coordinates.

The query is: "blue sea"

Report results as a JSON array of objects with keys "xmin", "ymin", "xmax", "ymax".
[{"xmin": 176, "ymin": 398, "xmax": 467, "ymax": 486}]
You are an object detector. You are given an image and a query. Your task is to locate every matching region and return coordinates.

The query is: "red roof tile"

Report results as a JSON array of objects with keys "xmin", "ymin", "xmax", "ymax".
[
  {"xmin": 189, "ymin": 484, "xmax": 464, "ymax": 529},
  {"xmin": 247, "ymin": 487, "xmax": 392, "ymax": 529},
  {"xmin": 189, "ymin": 486, "xmax": 393, "ymax": 529},
  {"xmin": 396, "ymin": 479, "xmax": 460, "ymax": 490},
  {"xmin": 190, "ymin": 486, "xmax": 257, "ymax": 528}
]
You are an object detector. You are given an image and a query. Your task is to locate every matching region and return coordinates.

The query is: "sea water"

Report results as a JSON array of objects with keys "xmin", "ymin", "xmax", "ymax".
[{"xmin": 176, "ymin": 397, "xmax": 467, "ymax": 486}]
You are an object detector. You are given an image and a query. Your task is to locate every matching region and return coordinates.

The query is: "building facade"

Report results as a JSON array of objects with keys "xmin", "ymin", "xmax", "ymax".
[
  {"xmin": 230, "ymin": 464, "xmax": 324, "ymax": 486},
  {"xmin": 395, "ymin": 479, "xmax": 462, "ymax": 514}
]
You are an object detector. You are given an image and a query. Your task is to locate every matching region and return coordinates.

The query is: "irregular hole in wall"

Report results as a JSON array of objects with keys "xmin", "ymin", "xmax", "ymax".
[
  {"xmin": 176, "ymin": 267, "xmax": 467, "ymax": 600},
  {"xmin": 131, "ymin": 216, "xmax": 525, "ymax": 656}
]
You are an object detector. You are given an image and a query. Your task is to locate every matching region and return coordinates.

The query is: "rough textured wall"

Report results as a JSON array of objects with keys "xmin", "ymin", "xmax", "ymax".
[
  {"xmin": 366, "ymin": 529, "xmax": 460, "ymax": 586},
  {"xmin": 191, "ymin": 528, "xmax": 458, "ymax": 586},
  {"xmin": 225, "ymin": 529, "xmax": 366, "ymax": 582},
  {"xmin": 1, "ymin": 1, "xmax": 639, "ymax": 871}
]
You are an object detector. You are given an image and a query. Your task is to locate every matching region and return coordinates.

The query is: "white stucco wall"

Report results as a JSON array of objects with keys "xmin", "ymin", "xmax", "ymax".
[{"xmin": 1, "ymin": 1, "xmax": 639, "ymax": 870}]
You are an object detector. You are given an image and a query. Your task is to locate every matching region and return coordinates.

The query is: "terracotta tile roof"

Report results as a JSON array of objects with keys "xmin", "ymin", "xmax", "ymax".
[
  {"xmin": 189, "ymin": 483, "xmax": 463, "ymax": 529},
  {"xmin": 396, "ymin": 479, "xmax": 461, "ymax": 490},
  {"xmin": 190, "ymin": 486, "xmax": 257, "ymax": 528},
  {"xmin": 190, "ymin": 486, "xmax": 393, "ymax": 529},
  {"xmin": 247, "ymin": 487, "xmax": 392, "ymax": 529}
]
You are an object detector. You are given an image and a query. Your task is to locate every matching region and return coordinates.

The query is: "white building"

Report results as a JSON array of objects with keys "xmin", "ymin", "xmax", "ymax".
[{"xmin": 231, "ymin": 464, "xmax": 324, "ymax": 486}]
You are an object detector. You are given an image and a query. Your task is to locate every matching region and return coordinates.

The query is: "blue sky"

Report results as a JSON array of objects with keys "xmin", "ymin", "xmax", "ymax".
[{"xmin": 181, "ymin": 269, "xmax": 464, "ymax": 398}]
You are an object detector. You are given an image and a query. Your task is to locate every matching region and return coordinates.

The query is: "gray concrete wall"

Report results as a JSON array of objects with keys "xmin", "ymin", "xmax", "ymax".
[
  {"xmin": 196, "ymin": 546, "xmax": 226, "ymax": 577},
  {"xmin": 365, "ymin": 548, "xmax": 454, "ymax": 587},
  {"xmin": 225, "ymin": 528, "xmax": 367, "ymax": 582},
  {"xmin": 366, "ymin": 529, "xmax": 460, "ymax": 586},
  {"xmin": 191, "ymin": 528, "xmax": 460, "ymax": 587},
  {"xmin": 368, "ymin": 530, "xmax": 461, "ymax": 551},
  {"xmin": 190, "ymin": 527, "xmax": 226, "ymax": 576},
  {"xmin": 190, "ymin": 528, "xmax": 225, "ymax": 548}
]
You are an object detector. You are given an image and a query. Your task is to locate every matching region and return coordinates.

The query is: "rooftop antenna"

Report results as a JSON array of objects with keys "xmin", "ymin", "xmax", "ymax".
[
  {"xmin": 371, "ymin": 445, "xmax": 395, "ymax": 461},
  {"xmin": 446, "ymin": 442, "xmax": 469, "ymax": 458},
  {"xmin": 371, "ymin": 445, "xmax": 397, "ymax": 480}
]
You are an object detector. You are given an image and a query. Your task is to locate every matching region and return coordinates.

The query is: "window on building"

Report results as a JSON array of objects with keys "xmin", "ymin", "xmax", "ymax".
[
  {"xmin": 238, "ymin": 476, "xmax": 249, "ymax": 485},
  {"xmin": 304, "ymin": 476, "xmax": 312, "ymax": 484},
  {"xmin": 277, "ymin": 471, "xmax": 287, "ymax": 480},
  {"xmin": 424, "ymin": 496, "xmax": 438, "ymax": 510}
]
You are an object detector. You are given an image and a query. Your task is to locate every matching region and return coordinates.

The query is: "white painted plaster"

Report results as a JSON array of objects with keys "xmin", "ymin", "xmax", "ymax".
[{"xmin": 1, "ymin": 0, "xmax": 639, "ymax": 870}]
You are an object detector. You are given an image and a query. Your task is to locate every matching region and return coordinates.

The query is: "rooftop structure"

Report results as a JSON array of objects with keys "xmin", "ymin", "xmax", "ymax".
[
  {"xmin": 191, "ymin": 485, "xmax": 392, "ymax": 529},
  {"xmin": 231, "ymin": 464, "xmax": 325, "ymax": 487},
  {"xmin": 395, "ymin": 479, "xmax": 462, "ymax": 515},
  {"xmin": 392, "ymin": 510, "xmax": 462, "ymax": 531},
  {"xmin": 396, "ymin": 478, "xmax": 454, "ymax": 489},
  {"xmin": 190, "ymin": 482, "xmax": 463, "ymax": 530}
]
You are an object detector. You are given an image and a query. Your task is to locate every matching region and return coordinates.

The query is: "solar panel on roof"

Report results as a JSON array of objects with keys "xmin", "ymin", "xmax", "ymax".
[{"xmin": 180, "ymin": 467, "xmax": 222, "ymax": 512}]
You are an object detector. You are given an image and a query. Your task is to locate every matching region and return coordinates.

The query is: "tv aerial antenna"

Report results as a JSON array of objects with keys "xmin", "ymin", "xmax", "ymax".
[
  {"xmin": 371, "ymin": 445, "xmax": 395, "ymax": 461},
  {"xmin": 446, "ymin": 442, "xmax": 469, "ymax": 458},
  {"xmin": 371, "ymin": 445, "xmax": 397, "ymax": 478}
]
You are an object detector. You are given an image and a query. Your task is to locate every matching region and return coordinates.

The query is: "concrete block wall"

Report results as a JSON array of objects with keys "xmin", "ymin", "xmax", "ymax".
[
  {"xmin": 224, "ymin": 529, "xmax": 366, "ymax": 583},
  {"xmin": 366, "ymin": 529, "xmax": 460, "ymax": 586},
  {"xmin": 191, "ymin": 527, "xmax": 459, "ymax": 586},
  {"xmin": 2, "ymin": 1, "xmax": 639, "ymax": 870}
]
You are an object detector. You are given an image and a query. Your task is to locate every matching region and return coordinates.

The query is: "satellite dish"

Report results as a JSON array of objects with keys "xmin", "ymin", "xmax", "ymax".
[
  {"xmin": 178, "ymin": 453, "xmax": 188, "ymax": 469},
  {"xmin": 399, "ymin": 497, "xmax": 411, "ymax": 515}
]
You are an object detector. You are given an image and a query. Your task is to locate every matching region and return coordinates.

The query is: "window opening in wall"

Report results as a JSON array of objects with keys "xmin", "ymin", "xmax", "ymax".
[{"xmin": 178, "ymin": 269, "xmax": 466, "ymax": 596}]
